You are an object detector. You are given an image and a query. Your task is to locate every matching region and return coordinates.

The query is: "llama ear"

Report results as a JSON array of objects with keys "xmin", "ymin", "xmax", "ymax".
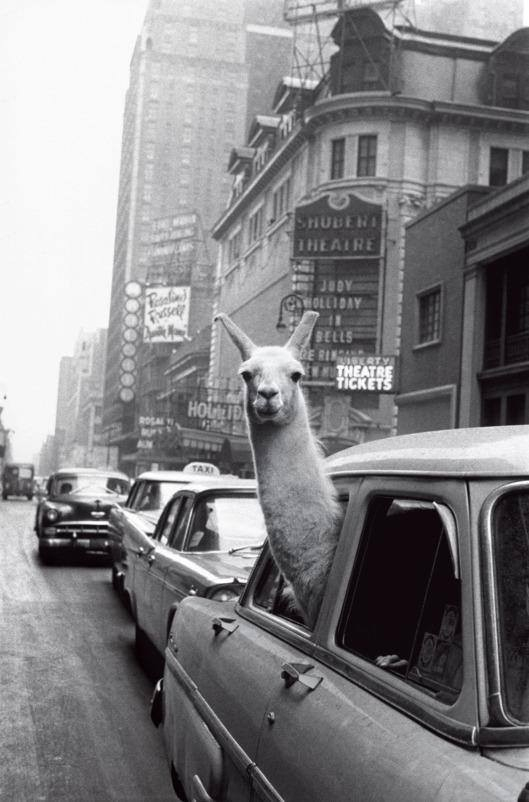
[
  {"xmin": 214, "ymin": 313, "xmax": 256, "ymax": 359},
  {"xmin": 285, "ymin": 310, "xmax": 319, "ymax": 356}
]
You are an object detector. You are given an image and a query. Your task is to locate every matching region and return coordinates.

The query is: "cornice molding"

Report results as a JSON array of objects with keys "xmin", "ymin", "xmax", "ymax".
[{"xmin": 212, "ymin": 93, "xmax": 529, "ymax": 240}]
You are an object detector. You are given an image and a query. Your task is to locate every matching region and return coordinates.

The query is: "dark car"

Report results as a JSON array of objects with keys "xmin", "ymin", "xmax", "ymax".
[
  {"xmin": 130, "ymin": 479, "xmax": 266, "ymax": 661},
  {"xmin": 35, "ymin": 468, "xmax": 130, "ymax": 563},
  {"xmin": 153, "ymin": 426, "xmax": 529, "ymax": 802}
]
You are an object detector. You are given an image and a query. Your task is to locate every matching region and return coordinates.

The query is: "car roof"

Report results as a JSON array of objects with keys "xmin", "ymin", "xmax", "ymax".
[
  {"xmin": 326, "ymin": 425, "xmax": 529, "ymax": 478},
  {"xmin": 133, "ymin": 470, "xmax": 242, "ymax": 483},
  {"xmin": 52, "ymin": 467, "xmax": 129, "ymax": 480},
  {"xmin": 170, "ymin": 478, "xmax": 257, "ymax": 494}
]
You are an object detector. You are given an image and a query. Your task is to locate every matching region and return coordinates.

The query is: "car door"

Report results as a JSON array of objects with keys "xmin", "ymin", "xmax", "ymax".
[
  {"xmin": 141, "ymin": 494, "xmax": 194, "ymax": 653},
  {"xmin": 250, "ymin": 477, "xmax": 497, "ymax": 802}
]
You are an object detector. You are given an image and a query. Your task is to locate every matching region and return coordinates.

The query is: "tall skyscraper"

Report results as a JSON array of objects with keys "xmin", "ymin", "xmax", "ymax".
[{"xmin": 102, "ymin": 0, "xmax": 292, "ymax": 469}]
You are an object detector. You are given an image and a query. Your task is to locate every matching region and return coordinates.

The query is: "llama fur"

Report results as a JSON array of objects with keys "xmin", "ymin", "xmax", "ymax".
[{"xmin": 215, "ymin": 311, "xmax": 343, "ymax": 626}]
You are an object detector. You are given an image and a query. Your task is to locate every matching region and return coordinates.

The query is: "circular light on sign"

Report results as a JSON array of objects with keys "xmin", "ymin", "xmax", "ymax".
[
  {"xmin": 119, "ymin": 387, "xmax": 135, "ymax": 403},
  {"xmin": 125, "ymin": 281, "xmax": 142, "ymax": 298},
  {"xmin": 120, "ymin": 372, "xmax": 135, "ymax": 388},
  {"xmin": 121, "ymin": 357, "xmax": 136, "ymax": 373},
  {"xmin": 125, "ymin": 298, "xmax": 140, "ymax": 313},
  {"xmin": 122, "ymin": 342, "xmax": 137, "ymax": 357},
  {"xmin": 123, "ymin": 328, "xmax": 139, "ymax": 343},
  {"xmin": 124, "ymin": 312, "xmax": 139, "ymax": 328}
]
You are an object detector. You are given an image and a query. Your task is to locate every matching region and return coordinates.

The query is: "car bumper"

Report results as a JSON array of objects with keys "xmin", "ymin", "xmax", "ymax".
[{"xmin": 40, "ymin": 525, "xmax": 113, "ymax": 554}]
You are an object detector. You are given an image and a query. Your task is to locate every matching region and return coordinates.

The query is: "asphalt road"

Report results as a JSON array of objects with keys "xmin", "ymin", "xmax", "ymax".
[{"xmin": 0, "ymin": 499, "xmax": 176, "ymax": 802}]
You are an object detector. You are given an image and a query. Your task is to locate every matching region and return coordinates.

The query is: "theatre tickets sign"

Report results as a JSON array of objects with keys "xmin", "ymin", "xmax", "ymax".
[
  {"xmin": 293, "ymin": 192, "xmax": 382, "ymax": 259},
  {"xmin": 335, "ymin": 356, "xmax": 397, "ymax": 393}
]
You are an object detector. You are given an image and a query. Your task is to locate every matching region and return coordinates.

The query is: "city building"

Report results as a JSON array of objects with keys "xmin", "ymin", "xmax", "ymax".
[
  {"xmin": 397, "ymin": 172, "xmax": 529, "ymax": 431},
  {"xmin": 210, "ymin": 7, "xmax": 529, "ymax": 452},
  {"xmin": 102, "ymin": 0, "xmax": 292, "ymax": 473},
  {"xmin": 55, "ymin": 329, "xmax": 111, "ymax": 469}
]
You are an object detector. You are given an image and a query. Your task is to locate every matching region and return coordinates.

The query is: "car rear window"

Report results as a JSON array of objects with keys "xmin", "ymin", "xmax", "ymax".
[
  {"xmin": 132, "ymin": 480, "xmax": 188, "ymax": 511},
  {"xmin": 50, "ymin": 475, "xmax": 129, "ymax": 496},
  {"xmin": 187, "ymin": 495, "xmax": 266, "ymax": 552},
  {"xmin": 493, "ymin": 490, "xmax": 529, "ymax": 722}
]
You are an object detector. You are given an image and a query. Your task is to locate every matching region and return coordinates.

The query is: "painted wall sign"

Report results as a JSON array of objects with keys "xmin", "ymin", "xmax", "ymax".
[
  {"xmin": 335, "ymin": 356, "xmax": 397, "ymax": 393},
  {"xmin": 143, "ymin": 285, "xmax": 190, "ymax": 343},
  {"xmin": 293, "ymin": 193, "xmax": 382, "ymax": 259}
]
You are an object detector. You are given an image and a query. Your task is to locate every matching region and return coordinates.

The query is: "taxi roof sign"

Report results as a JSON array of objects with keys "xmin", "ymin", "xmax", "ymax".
[{"xmin": 183, "ymin": 462, "xmax": 220, "ymax": 476}]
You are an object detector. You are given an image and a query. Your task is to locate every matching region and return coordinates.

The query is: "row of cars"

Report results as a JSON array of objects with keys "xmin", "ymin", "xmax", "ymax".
[{"xmin": 34, "ymin": 428, "xmax": 529, "ymax": 800}]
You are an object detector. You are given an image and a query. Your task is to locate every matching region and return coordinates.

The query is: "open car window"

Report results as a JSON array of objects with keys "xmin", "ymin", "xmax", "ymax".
[{"xmin": 338, "ymin": 496, "xmax": 462, "ymax": 705}]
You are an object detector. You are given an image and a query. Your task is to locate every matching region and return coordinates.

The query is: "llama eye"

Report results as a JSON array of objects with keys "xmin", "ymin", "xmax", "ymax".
[
  {"xmin": 240, "ymin": 370, "xmax": 252, "ymax": 383},
  {"xmin": 291, "ymin": 371, "xmax": 303, "ymax": 383}
]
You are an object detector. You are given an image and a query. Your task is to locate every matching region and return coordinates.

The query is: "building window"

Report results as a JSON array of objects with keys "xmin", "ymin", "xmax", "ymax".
[
  {"xmin": 357, "ymin": 135, "xmax": 377, "ymax": 177},
  {"xmin": 330, "ymin": 138, "xmax": 345, "ymax": 180},
  {"xmin": 489, "ymin": 147, "xmax": 509, "ymax": 187},
  {"xmin": 228, "ymin": 230, "xmax": 241, "ymax": 263},
  {"xmin": 418, "ymin": 286, "xmax": 441, "ymax": 345},
  {"xmin": 248, "ymin": 207, "xmax": 263, "ymax": 244},
  {"xmin": 272, "ymin": 177, "xmax": 291, "ymax": 222},
  {"xmin": 362, "ymin": 60, "xmax": 380, "ymax": 90}
]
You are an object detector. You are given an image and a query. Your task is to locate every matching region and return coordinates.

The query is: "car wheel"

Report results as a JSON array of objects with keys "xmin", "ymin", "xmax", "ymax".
[
  {"xmin": 27, "ymin": 494, "xmax": 33, "ymax": 501},
  {"xmin": 134, "ymin": 622, "xmax": 149, "ymax": 658},
  {"xmin": 2, "ymin": 493, "xmax": 7, "ymax": 500},
  {"xmin": 111, "ymin": 565, "xmax": 120, "ymax": 592}
]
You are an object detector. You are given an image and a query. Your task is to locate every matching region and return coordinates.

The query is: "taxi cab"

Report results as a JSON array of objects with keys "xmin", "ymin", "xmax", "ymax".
[{"xmin": 152, "ymin": 426, "xmax": 529, "ymax": 802}]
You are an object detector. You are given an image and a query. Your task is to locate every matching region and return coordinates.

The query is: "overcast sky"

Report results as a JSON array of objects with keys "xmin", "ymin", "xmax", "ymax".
[
  {"xmin": 1, "ymin": 0, "xmax": 147, "ymax": 462},
  {"xmin": 1, "ymin": 1, "xmax": 529, "ymax": 464}
]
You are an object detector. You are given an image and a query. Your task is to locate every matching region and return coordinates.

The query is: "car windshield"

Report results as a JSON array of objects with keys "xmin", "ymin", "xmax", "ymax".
[
  {"xmin": 50, "ymin": 475, "xmax": 129, "ymax": 497},
  {"xmin": 134, "ymin": 480, "xmax": 188, "ymax": 512},
  {"xmin": 493, "ymin": 489, "xmax": 529, "ymax": 721},
  {"xmin": 188, "ymin": 495, "xmax": 267, "ymax": 552}
]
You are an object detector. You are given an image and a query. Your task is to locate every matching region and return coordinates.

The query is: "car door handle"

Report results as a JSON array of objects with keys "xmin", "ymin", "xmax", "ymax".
[
  {"xmin": 281, "ymin": 662, "xmax": 323, "ymax": 691},
  {"xmin": 212, "ymin": 616, "xmax": 238, "ymax": 635},
  {"xmin": 192, "ymin": 774, "xmax": 215, "ymax": 802},
  {"xmin": 147, "ymin": 553, "xmax": 155, "ymax": 565}
]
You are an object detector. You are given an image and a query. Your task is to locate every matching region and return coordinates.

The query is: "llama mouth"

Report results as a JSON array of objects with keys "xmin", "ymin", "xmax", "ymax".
[{"xmin": 255, "ymin": 403, "xmax": 282, "ymax": 420}]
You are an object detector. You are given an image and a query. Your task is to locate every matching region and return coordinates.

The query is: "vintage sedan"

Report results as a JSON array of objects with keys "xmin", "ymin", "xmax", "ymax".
[
  {"xmin": 35, "ymin": 468, "xmax": 130, "ymax": 563},
  {"xmin": 130, "ymin": 479, "xmax": 266, "ymax": 662},
  {"xmin": 153, "ymin": 426, "xmax": 529, "ymax": 802},
  {"xmin": 110, "ymin": 464, "xmax": 222, "ymax": 596}
]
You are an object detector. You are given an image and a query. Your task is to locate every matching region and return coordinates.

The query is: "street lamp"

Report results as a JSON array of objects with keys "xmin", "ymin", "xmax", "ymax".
[{"xmin": 276, "ymin": 293, "xmax": 305, "ymax": 332}]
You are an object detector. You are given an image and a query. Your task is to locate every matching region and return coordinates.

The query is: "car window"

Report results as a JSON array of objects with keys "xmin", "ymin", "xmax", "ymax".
[
  {"xmin": 493, "ymin": 489, "xmax": 529, "ymax": 722},
  {"xmin": 253, "ymin": 555, "xmax": 308, "ymax": 627},
  {"xmin": 126, "ymin": 481, "xmax": 143, "ymax": 508},
  {"xmin": 170, "ymin": 496, "xmax": 194, "ymax": 550},
  {"xmin": 107, "ymin": 476, "xmax": 130, "ymax": 495},
  {"xmin": 185, "ymin": 495, "xmax": 266, "ymax": 553},
  {"xmin": 338, "ymin": 497, "xmax": 462, "ymax": 704},
  {"xmin": 156, "ymin": 497, "xmax": 184, "ymax": 546}
]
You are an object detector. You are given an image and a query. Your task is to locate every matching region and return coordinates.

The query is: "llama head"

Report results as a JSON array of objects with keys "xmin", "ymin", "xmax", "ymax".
[{"xmin": 215, "ymin": 311, "xmax": 318, "ymax": 426}]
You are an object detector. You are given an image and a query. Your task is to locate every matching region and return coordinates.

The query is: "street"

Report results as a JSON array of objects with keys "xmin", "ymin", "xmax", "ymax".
[{"xmin": 0, "ymin": 499, "xmax": 176, "ymax": 802}]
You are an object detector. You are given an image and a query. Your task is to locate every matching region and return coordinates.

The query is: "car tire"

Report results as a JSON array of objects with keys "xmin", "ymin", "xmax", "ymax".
[
  {"xmin": 111, "ymin": 565, "xmax": 120, "ymax": 592},
  {"xmin": 134, "ymin": 622, "xmax": 149, "ymax": 658},
  {"xmin": 2, "ymin": 493, "xmax": 7, "ymax": 500}
]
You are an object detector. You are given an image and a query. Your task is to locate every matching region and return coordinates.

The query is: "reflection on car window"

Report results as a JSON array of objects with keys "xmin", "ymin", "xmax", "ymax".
[
  {"xmin": 494, "ymin": 490, "xmax": 529, "ymax": 721},
  {"xmin": 157, "ymin": 498, "xmax": 182, "ymax": 546},
  {"xmin": 50, "ymin": 474, "xmax": 129, "ymax": 497},
  {"xmin": 338, "ymin": 497, "xmax": 462, "ymax": 704},
  {"xmin": 253, "ymin": 555, "xmax": 308, "ymax": 627},
  {"xmin": 186, "ymin": 495, "xmax": 266, "ymax": 552}
]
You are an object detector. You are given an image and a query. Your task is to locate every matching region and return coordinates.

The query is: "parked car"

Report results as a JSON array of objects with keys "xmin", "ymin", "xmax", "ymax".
[
  {"xmin": 130, "ymin": 478, "xmax": 266, "ymax": 662},
  {"xmin": 35, "ymin": 468, "xmax": 130, "ymax": 563},
  {"xmin": 110, "ymin": 463, "xmax": 222, "ymax": 595},
  {"xmin": 152, "ymin": 426, "xmax": 529, "ymax": 802}
]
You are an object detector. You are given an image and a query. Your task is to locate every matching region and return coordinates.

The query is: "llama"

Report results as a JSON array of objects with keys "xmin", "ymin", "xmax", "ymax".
[{"xmin": 215, "ymin": 310, "xmax": 343, "ymax": 626}]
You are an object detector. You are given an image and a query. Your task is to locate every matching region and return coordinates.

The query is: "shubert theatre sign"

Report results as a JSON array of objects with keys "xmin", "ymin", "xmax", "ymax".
[{"xmin": 293, "ymin": 193, "xmax": 382, "ymax": 260}]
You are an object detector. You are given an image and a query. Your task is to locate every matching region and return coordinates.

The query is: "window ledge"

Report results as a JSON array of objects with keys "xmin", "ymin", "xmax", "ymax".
[{"xmin": 413, "ymin": 339, "xmax": 442, "ymax": 351}]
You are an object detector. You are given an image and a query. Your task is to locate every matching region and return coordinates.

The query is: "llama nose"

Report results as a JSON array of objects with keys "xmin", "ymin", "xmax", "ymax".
[{"xmin": 258, "ymin": 384, "xmax": 279, "ymax": 400}]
